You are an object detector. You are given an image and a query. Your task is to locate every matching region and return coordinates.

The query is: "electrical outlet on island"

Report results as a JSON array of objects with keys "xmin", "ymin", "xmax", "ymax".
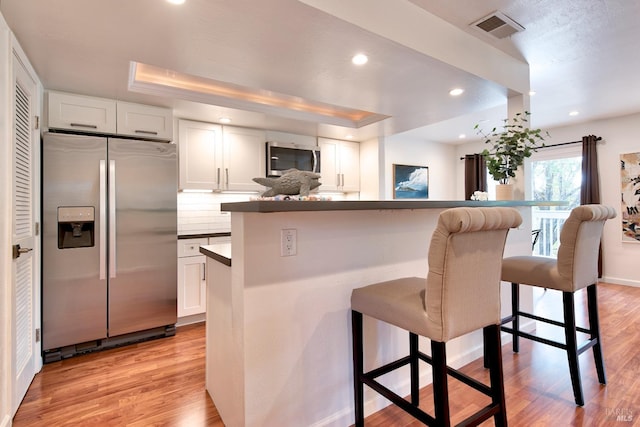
[{"xmin": 281, "ymin": 229, "xmax": 297, "ymax": 257}]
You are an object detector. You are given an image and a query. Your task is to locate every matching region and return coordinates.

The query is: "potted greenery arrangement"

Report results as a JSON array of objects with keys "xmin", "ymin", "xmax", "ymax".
[{"xmin": 475, "ymin": 111, "xmax": 548, "ymax": 200}]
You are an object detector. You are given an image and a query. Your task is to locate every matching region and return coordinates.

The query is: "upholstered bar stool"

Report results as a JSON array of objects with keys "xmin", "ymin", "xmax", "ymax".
[
  {"xmin": 498, "ymin": 204, "xmax": 616, "ymax": 406},
  {"xmin": 351, "ymin": 207, "xmax": 522, "ymax": 426}
]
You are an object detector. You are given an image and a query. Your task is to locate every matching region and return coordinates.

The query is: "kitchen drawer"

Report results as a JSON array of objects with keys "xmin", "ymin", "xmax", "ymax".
[{"xmin": 178, "ymin": 238, "xmax": 208, "ymax": 258}]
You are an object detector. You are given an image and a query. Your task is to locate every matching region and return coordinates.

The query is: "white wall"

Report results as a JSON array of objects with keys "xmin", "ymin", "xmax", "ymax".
[
  {"xmin": 383, "ymin": 135, "xmax": 457, "ymax": 200},
  {"xmin": 358, "ymin": 137, "xmax": 384, "ymax": 200},
  {"xmin": 456, "ymin": 112, "xmax": 640, "ymax": 287}
]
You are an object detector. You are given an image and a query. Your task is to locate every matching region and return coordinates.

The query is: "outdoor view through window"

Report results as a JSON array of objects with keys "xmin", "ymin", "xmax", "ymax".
[{"xmin": 531, "ymin": 155, "xmax": 582, "ymax": 256}]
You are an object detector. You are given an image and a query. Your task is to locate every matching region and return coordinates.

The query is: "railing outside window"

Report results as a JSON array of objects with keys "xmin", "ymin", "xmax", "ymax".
[{"xmin": 532, "ymin": 209, "xmax": 572, "ymax": 257}]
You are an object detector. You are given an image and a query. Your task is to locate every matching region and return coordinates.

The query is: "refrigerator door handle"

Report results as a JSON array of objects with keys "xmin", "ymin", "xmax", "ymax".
[
  {"xmin": 109, "ymin": 160, "xmax": 117, "ymax": 278},
  {"xmin": 100, "ymin": 160, "xmax": 107, "ymax": 280}
]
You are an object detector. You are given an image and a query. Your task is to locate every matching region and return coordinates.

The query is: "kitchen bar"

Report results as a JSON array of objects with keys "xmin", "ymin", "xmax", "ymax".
[{"xmin": 202, "ymin": 200, "xmax": 562, "ymax": 427}]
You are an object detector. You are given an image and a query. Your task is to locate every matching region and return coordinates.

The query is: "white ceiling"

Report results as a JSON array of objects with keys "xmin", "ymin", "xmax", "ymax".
[{"xmin": 1, "ymin": 0, "xmax": 639, "ymax": 143}]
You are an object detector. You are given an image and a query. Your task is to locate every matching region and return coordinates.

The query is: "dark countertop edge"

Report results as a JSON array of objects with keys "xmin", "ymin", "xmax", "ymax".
[
  {"xmin": 200, "ymin": 244, "xmax": 232, "ymax": 266},
  {"xmin": 178, "ymin": 232, "xmax": 231, "ymax": 240},
  {"xmin": 220, "ymin": 200, "xmax": 568, "ymax": 213}
]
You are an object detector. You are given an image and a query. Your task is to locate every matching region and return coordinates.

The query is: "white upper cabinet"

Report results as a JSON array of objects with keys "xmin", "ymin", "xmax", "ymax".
[
  {"xmin": 47, "ymin": 91, "xmax": 173, "ymax": 140},
  {"xmin": 318, "ymin": 137, "xmax": 360, "ymax": 192},
  {"xmin": 48, "ymin": 91, "xmax": 117, "ymax": 134},
  {"xmin": 178, "ymin": 120, "xmax": 222, "ymax": 191},
  {"xmin": 222, "ymin": 126, "xmax": 266, "ymax": 192},
  {"xmin": 116, "ymin": 101, "xmax": 173, "ymax": 140},
  {"xmin": 178, "ymin": 121, "xmax": 265, "ymax": 192}
]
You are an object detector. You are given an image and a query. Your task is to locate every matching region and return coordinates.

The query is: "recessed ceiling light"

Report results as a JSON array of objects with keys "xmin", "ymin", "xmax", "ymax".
[
  {"xmin": 352, "ymin": 53, "xmax": 368, "ymax": 65},
  {"xmin": 345, "ymin": 134, "xmax": 353, "ymax": 139},
  {"xmin": 569, "ymin": 111, "xmax": 579, "ymax": 116},
  {"xmin": 529, "ymin": 90, "xmax": 536, "ymax": 96},
  {"xmin": 449, "ymin": 88, "xmax": 464, "ymax": 96},
  {"xmin": 219, "ymin": 117, "xmax": 231, "ymax": 124},
  {"xmin": 167, "ymin": 0, "xmax": 185, "ymax": 4},
  {"xmin": 459, "ymin": 134, "xmax": 466, "ymax": 139}
]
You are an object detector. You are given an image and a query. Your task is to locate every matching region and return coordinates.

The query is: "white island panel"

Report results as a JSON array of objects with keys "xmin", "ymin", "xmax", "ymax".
[{"xmin": 205, "ymin": 205, "xmax": 534, "ymax": 426}]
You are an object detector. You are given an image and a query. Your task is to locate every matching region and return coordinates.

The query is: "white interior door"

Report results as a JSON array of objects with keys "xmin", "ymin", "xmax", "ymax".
[{"xmin": 11, "ymin": 51, "xmax": 39, "ymax": 416}]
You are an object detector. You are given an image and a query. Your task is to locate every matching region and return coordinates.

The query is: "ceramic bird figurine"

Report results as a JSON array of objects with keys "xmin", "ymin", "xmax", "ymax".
[{"xmin": 253, "ymin": 169, "xmax": 321, "ymax": 197}]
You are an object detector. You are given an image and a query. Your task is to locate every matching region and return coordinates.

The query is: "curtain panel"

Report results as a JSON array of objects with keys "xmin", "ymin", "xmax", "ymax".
[
  {"xmin": 464, "ymin": 154, "xmax": 487, "ymax": 200},
  {"xmin": 581, "ymin": 134, "xmax": 603, "ymax": 276}
]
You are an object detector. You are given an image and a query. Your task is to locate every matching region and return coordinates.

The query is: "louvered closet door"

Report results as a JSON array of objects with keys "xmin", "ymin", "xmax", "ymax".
[{"xmin": 11, "ymin": 54, "xmax": 38, "ymax": 416}]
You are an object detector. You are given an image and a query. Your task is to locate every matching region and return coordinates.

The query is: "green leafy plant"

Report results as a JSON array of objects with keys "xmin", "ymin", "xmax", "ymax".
[{"xmin": 475, "ymin": 111, "xmax": 548, "ymax": 184}]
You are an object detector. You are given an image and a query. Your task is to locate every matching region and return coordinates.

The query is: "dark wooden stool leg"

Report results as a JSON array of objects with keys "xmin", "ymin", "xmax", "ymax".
[
  {"xmin": 511, "ymin": 282, "xmax": 520, "ymax": 353},
  {"xmin": 483, "ymin": 327, "xmax": 491, "ymax": 369},
  {"xmin": 410, "ymin": 332, "xmax": 419, "ymax": 406},
  {"xmin": 431, "ymin": 341, "xmax": 451, "ymax": 427},
  {"xmin": 352, "ymin": 311, "xmax": 365, "ymax": 426},
  {"xmin": 485, "ymin": 325, "xmax": 507, "ymax": 427},
  {"xmin": 587, "ymin": 284, "xmax": 607, "ymax": 384},
  {"xmin": 562, "ymin": 292, "xmax": 585, "ymax": 406}
]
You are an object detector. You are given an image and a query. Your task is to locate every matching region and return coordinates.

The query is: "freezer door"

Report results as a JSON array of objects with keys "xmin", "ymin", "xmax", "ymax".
[
  {"xmin": 42, "ymin": 133, "xmax": 108, "ymax": 350},
  {"xmin": 107, "ymin": 138, "xmax": 177, "ymax": 336}
]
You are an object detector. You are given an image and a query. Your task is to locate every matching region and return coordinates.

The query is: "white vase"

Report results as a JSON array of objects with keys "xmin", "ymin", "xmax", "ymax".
[{"xmin": 495, "ymin": 183, "xmax": 514, "ymax": 200}]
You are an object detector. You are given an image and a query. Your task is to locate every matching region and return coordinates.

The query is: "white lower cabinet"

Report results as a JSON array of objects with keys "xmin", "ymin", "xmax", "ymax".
[
  {"xmin": 177, "ymin": 238, "xmax": 208, "ymax": 317},
  {"xmin": 177, "ymin": 236, "xmax": 231, "ymax": 319}
]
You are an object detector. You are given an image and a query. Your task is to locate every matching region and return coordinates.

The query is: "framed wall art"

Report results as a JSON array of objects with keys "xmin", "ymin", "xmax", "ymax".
[
  {"xmin": 621, "ymin": 152, "xmax": 640, "ymax": 242},
  {"xmin": 393, "ymin": 164, "xmax": 429, "ymax": 199}
]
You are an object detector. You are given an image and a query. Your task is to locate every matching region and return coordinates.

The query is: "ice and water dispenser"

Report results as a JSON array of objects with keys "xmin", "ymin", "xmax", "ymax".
[{"xmin": 57, "ymin": 206, "xmax": 95, "ymax": 249}]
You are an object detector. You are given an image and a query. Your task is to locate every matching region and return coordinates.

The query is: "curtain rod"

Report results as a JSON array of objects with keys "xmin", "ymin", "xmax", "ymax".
[
  {"xmin": 540, "ymin": 136, "xmax": 601, "ymax": 149},
  {"xmin": 459, "ymin": 136, "xmax": 602, "ymax": 159}
]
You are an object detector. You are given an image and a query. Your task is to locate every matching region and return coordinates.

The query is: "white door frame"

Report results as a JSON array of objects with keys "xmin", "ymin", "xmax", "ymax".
[{"xmin": 1, "ymin": 13, "xmax": 14, "ymax": 427}]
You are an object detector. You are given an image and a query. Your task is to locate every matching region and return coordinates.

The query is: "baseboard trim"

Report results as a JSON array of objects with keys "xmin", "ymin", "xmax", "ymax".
[
  {"xmin": 601, "ymin": 277, "xmax": 640, "ymax": 288},
  {"xmin": 176, "ymin": 313, "xmax": 206, "ymax": 327}
]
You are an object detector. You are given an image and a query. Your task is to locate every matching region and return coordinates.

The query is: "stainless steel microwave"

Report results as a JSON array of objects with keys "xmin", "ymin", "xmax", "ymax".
[{"xmin": 266, "ymin": 141, "xmax": 321, "ymax": 177}]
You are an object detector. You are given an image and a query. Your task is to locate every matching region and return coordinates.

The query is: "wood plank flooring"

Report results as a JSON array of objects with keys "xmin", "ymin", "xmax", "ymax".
[
  {"xmin": 13, "ymin": 323, "xmax": 223, "ymax": 426},
  {"xmin": 12, "ymin": 282, "xmax": 640, "ymax": 426}
]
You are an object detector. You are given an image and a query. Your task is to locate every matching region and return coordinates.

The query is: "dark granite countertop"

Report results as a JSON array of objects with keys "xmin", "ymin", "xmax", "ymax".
[
  {"xmin": 178, "ymin": 232, "xmax": 231, "ymax": 240},
  {"xmin": 200, "ymin": 243, "xmax": 232, "ymax": 266},
  {"xmin": 221, "ymin": 200, "xmax": 567, "ymax": 213}
]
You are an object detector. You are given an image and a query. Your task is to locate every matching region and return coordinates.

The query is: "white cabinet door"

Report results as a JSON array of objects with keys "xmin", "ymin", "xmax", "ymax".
[
  {"xmin": 318, "ymin": 138, "xmax": 360, "ymax": 192},
  {"xmin": 319, "ymin": 138, "xmax": 339, "ymax": 191},
  {"xmin": 177, "ymin": 255, "xmax": 207, "ymax": 317},
  {"xmin": 222, "ymin": 126, "xmax": 266, "ymax": 191},
  {"xmin": 116, "ymin": 101, "xmax": 173, "ymax": 141},
  {"xmin": 177, "ymin": 238, "xmax": 208, "ymax": 317},
  {"xmin": 178, "ymin": 120, "xmax": 222, "ymax": 191},
  {"xmin": 47, "ymin": 91, "xmax": 116, "ymax": 134},
  {"xmin": 339, "ymin": 140, "xmax": 360, "ymax": 192}
]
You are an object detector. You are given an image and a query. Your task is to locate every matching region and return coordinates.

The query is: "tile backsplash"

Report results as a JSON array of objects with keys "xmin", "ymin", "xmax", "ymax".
[
  {"xmin": 177, "ymin": 192, "xmax": 252, "ymax": 235},
  {"xmin": 178, "ymin": 191, "xmax": 350, "ymax": 235}
]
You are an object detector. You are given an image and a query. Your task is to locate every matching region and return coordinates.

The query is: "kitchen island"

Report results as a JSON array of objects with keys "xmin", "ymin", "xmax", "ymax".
[{"xmin": 201, "ymin": 200, "xmax": 560, "ymax": 427}]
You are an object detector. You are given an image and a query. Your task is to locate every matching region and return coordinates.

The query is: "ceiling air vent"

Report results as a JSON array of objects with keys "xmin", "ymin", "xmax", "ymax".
[{"xmin": 471, "ymin": 11, "xmax": 524, "ymax": 39}]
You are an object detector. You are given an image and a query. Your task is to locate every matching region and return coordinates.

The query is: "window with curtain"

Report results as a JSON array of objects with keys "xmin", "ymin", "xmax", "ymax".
[{"xmin": 527, "ymin": 145, "xmax": 582, "ymax": 256}]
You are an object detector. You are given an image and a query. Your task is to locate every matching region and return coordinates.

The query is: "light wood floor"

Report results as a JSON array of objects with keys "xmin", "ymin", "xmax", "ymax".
[{"xmin": 13, "ymin": 282, "xmax": 640, "ymax": 426}]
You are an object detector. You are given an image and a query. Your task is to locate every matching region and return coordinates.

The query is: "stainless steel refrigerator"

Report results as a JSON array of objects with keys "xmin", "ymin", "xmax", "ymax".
[{"xmin": 42, "ymin": 132, "xmax": 177, "ymax": 361}]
